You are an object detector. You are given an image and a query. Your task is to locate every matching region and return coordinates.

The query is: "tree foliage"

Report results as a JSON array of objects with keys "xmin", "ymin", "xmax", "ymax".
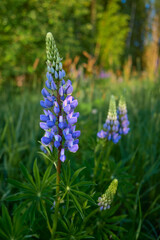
[{"xmin": 97, "ymin": 0, "xmax": 129, "ymax": 69}]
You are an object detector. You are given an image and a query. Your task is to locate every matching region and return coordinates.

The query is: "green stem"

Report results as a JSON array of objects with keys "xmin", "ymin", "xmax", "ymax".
[
  {"xmin": 94, "ymin": 141, "xmax": 113, "ymax": 180},
  {"xmin": 51, "ymin": 91, "xmax": 62, "ymax": 240},
  {"xmin": 51, "ymin": 151, "xmax": 61, "ymax": 238},
  {"xmin": 94, "ymin": 143, "xmax": 105, "ymax": 178}
]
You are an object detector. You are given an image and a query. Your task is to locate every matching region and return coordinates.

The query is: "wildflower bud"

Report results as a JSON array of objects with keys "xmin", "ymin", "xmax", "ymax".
[
  {"xmin": 108, "ymin": 95, "xmax": 117, "ymax": 121},
  {"xmin": 46, "ymin": 32, "xmax": 61, "ymax": 77},
  {"xmin": 46, "ymin": 32, "xmax": 55, "ymax": 64},
  {"xmin": 59, "ymin": 62, "xmax": 62, "ymax": 70},
  {"xmin": 56, "ymin": 56, "xmax": 61, "ymax": 63},
  {"xmin": 98, "ymin": 179, "xmax": 118, "ymax": 210},
  {"xmin": 46, "ymin": 60, "xmax": 51, "ymax": 65},
  {"xmin": 56, "ymin": 64, "xmax": 59, "ymax": 71}
]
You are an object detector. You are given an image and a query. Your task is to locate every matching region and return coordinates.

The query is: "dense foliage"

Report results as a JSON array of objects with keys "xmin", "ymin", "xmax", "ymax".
[
  {"xmin": 0, "ymin": 78, "xmax": 160, "ymax": 239},
  {"xmin": 98, "ymin": 0, "xmax": 129, "ymax": 69}
]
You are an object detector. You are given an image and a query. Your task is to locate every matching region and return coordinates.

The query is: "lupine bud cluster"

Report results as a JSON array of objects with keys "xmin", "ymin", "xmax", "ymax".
[
  {"xmin": 98, "ymin": 179, "xmax": 118, "ymax": 210},
  {"xmin": 97, "ymin": 96, "xmax": 121, "ymax": 143},
  {"xmin": 40, "ymin": 32, "xmax": 80, "ymax": 161},
  {"xmin": 97, "ymin": 95, "xmax": 129, "ymax": 143},
  {"xmin": 117, "ymin": 96, "xmax": 130, "ymax": 135}
]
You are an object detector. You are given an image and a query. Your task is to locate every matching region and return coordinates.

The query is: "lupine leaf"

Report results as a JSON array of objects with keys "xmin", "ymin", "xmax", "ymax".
[
  {"xmin": 8, "ymin": 178, "xmax": 33, "ymax": 191},
  {"xmin": 70, "ymin": 192, "xmax": 84, "ymax": 218},
  {"xmin": 106, "ymin": 224, "xmax": 126, "ymax": 232},
  {"xmin": 38, "ymin": 150, "xmax": 54, "ymax": 164},
  {"xmin": 33, "ymin": 159, "xmax": 41, "ymax": 189},
  {"xmin": 66, "ymin": 161, "xmax": 71, "ymax": 185},
  {"xmin": 105, "ymin": 229, "xmax": 120, "ymax": 240},
  {"xmin": 20, "ymin": 163, "xmax": 36, "ymax": 188},
  {"xmin": 106, "ymin": 215, "xmax": 127, "ymax": 223},
  {"xmin": 102, "ymin": 232, "xmax": 109, "ymax": 240},
  {"xmin": 136, "ymin": 198, "xmax": 142, "ymax": 240},
  {"xmin": 0, "ymin": 229, "xmax": 8, "ymax": 240},
  {"xmin": 70, "ymin": 167, "xmax": 86, "ymax": 185},
  {"xmin": 105, "ymin": 203, "xmax": 120, "ymax": 217},
  {"xmin": 7, "ymin": 193, "xmax": 34, "ymax": 201},
  {"xmin": 71, "ymin": 189, "xmax": 95, "ymax": 204},
  {"xmin": 59, "ymin": 218, "xmax": 69, "ymax": 232},
  {"xmin": 42, "ymin": 164, "xmax": 53, "ymax": 187},
  {"xmin": 28, "ymin": 201, "xmax": 36, "ymax": 226},
  {"xmin": 46, "ymin": 173, "xmax": 57, "ymax": 186},
  {"xmin": 72, "ymin": 181, "xmax": 94, "ymax": 188},
  {"xmin": 62, "ymin": 165, "xmax": 68, "ymax": 185},
  {"xmin": 2, "ymin": 205, "xmax": 12, "ymax": 235},
  {"xmin": 65, "ymin": 194, "xmax": 70, "ymax": 215}
]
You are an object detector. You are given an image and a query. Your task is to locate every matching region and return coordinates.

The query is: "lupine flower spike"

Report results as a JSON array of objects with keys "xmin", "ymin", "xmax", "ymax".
[
  {"xmin": 40, "ymin": 32, "xmax": 80, "ymax": 161},
  {"xmin": 118, "ymin": 96, "xmax": 130, "ymax": 135},
  {"xmin": 98, "ymin": 179, "xmax": 118, "ymax": 210},
  {"xmin": 97, "ymin": 95, "xmax": 121, "ymax": 143}
]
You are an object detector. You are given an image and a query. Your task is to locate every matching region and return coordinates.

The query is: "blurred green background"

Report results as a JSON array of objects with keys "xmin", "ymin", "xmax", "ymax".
[
  {"xmin": 0, "ymin": 0, "xmax": 160, "ymax": 239},
  {"xmin": 0, "ymin": 0, "xmax": 160, "ymax": 84}
]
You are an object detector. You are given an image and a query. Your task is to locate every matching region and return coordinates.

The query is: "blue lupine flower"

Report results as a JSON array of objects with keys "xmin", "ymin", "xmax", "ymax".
[
  {"xmin": 40, "ymin": 32, "xmax": 80, "ymax": 162},
  {"xmin": 97, "ymin": 130, "xmax": 107, "ymax": 139},
  {"xmin": 117, "ymin": 96, "xmax": 130, "ymax": 135},
  {"xmin": 97, "ymin": 96, "xmax": 121, "ymax": 144},
  {"xmin": 60, "ymin": 148, "xmax": 66, "ymax": 162},
  {"xmin": 40, "ymin": 145, "xmax": 47, "ymax": 154}
]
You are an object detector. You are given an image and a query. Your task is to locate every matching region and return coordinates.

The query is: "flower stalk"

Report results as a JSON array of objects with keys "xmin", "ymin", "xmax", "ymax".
[
  {"xmin": 39, "ymin": 32, "xmax": 80, "ymax": 239},
  {"xmin": 51, "ymin": 91, "xmax": 62, "ymax": 239}
]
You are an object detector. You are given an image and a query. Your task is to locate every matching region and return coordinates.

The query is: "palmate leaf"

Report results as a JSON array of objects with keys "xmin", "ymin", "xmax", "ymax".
[
  {"xmin": 70, "ymin": 192, "xmax": 84, "ymax": 219},
  {"xmin": 105, "ymin": 229, "xmax": 120, "ymax": 240},
  {"xmin": 56, "ymin": 216, "xmax": 94, "ymax": 240},
  {"xmin": 33, "ymin": 159, "xmax": 41, "ymax": 189},
  {"xmin": 20, "ymin": 162, "xmax": 36, "ymax": 187},
  {"xmin": 60, "ymin": 161, "xmax": 95, "ymax": 218},
  {"xmin": 0, "ymin": 205, "xmax": 37, "ymax": 240},
  {"xmin": 71, "ymin": 189, "xmax": 95, "ymax": 204},
  {"xmin": 7, "ymin": 160, "xmax": 56, "ymax": 222},
  {"xmin": 70, "ymin": 167, "xmax": 86, "ymax": 185}
]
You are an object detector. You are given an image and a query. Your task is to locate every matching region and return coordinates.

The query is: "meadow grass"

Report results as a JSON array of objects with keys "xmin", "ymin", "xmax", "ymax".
[{"xmin": 0, "ymin": 78, "xmax": 160, "ymax": 239}]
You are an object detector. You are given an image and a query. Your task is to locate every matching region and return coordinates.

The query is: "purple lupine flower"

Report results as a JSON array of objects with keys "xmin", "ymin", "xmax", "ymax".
[
  {"xmin": 40, "ymin": 32, "xmax": 80, "ymax": 162},
  {"xmin": 97, "ymin": 96, "xmax": 121, "ymax": 144},
  {"xmin": 60, "ymin": 148, "xmax": 66, "ymax": 162},
  {"xmin": 117, "ymin": 96, "xmax": 130, "ymax": 135},
  {"xmin": 97, "ymin": 130, "xmax": 108, "ymax": 139}
]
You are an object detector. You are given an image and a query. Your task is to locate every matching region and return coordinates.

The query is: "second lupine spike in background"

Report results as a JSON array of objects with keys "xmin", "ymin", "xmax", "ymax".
[
  {"xmin": 97, "ymin": 95, "xmax": 121, "ymax": 144},
  {"xmin": 118, "ymin": 96, "xmax": 130, "ymax": 135}
]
